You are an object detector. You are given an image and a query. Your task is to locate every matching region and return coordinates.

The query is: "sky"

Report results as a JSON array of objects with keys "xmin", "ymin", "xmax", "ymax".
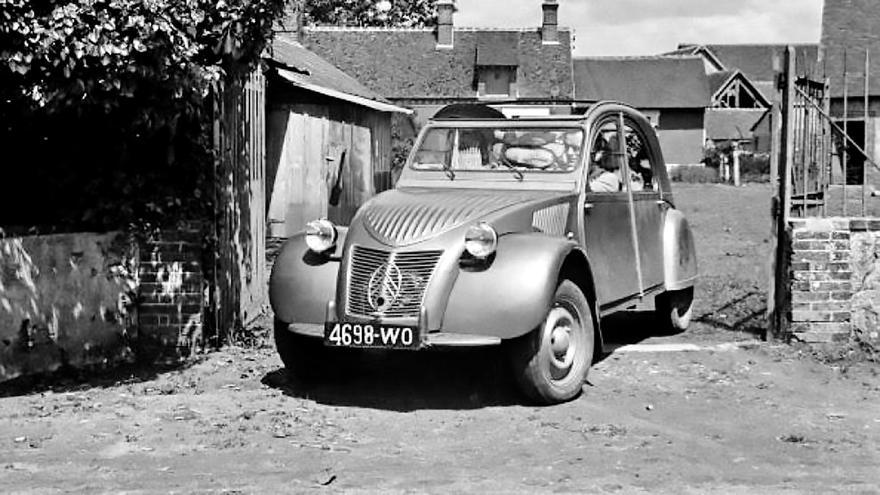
[{"xmin": 454, "ymin": 0, "xmax": 825, "ymax": 56}]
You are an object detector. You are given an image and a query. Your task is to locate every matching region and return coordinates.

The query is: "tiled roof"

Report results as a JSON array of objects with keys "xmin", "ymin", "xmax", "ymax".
[
  {"xmin": 268, "ymin": 37, "xmax": 385, "ymax": 102},
  {"xmin": 699, "ymin": 44, "xmax": 819, "ymax": 82},
  {"xmin": 300, "ymin": 27, "xmax": 573, "ymax": 100},
  {"xmin": 476, "ymin": 31, "xmax": 519, "ymax": 66},
  {"xmin": 821, "ymin": 0, "xmax": 880, "ymax": 97},
  {"xmin": 705, "ymin": 109, "xmax": 768, "ymax": 140},
  {"xmin": 572, "ymin": 56, "xmax": 710, "ymax": 109}
]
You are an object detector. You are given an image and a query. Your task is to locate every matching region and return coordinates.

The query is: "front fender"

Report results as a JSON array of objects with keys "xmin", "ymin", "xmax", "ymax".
[
  {"xmin": 269, "ymin": 228, "xmax": 348, "ymax": 324},
  {"xmin": 441, "ymin": 233, "xmax": 584, "ymax": 339},
  {"xmin": 663, "ymin": 209, "xmax": 698, "ymax": 291}
]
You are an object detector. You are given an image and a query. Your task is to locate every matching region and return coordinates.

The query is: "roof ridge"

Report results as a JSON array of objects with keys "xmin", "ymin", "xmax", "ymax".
[
  {"xmin": 574, "ymin": 55, "xmax": 703, "ymax": 61},
  {"xmin": 304, "ymin": 25, "xmax": 571, "ymax": 33}
]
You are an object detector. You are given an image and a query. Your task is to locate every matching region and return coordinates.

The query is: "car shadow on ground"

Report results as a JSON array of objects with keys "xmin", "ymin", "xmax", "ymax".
[
  {"xmin": 261, "ymin": 310, "xmax": 670, "ymax": 411},
  {"xmin": 261, "ymin": 346, "xmax": 524, "ymax": 411}
]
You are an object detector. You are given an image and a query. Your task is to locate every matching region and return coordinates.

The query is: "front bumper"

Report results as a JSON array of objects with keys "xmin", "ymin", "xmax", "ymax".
[{"xmin": 285, "ymin": 323, "xmax": 502, "ymax": 347}]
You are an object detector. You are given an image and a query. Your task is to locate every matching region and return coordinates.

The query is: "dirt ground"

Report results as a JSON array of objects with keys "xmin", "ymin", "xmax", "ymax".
[{"xmin": 2, "ymin": 183, "xmax": 879, "ymax": 494}]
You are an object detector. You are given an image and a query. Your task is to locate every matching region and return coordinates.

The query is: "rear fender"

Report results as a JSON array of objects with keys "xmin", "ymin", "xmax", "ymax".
[
  {"xmin": 269, "ymin": 227, "xmax": 348, "ymax": 324},
  {"xmin": 442, "ymin": 233, "xmax": 597, "ymax": 340},
  {"xmin": 663, "ymin": 209, "xmax": 698, "ymax": 291}
]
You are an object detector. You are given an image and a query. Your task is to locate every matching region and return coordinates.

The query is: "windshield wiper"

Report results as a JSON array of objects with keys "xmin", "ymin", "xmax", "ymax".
[
  {"xmin": 498, "ymin": 158, "xmax": 524, "ymax": 181},
  {"xmin": 442, "ymin": 161, "xmax": 456, "ymax": 180}
]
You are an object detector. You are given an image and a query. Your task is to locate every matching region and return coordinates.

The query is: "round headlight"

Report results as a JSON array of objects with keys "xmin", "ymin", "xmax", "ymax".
[
  {"xmin": 305, "ymin": 219, "xmax": 338, "ymax": 253},
  {"xmin": 464, "ymin": 222, "xmax": 498, "ymax": 258}
]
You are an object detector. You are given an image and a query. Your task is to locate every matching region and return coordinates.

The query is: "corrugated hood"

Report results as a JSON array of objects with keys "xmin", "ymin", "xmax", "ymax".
[{"xmin": 360, "ymin": 188, "xmax": 566, "ymax": 246}]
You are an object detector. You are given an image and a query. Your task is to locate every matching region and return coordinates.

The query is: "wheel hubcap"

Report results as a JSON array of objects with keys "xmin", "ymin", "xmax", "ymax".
[{"xmin": 544, "ymin": 306, "xmax": 580, "ymax": 380}]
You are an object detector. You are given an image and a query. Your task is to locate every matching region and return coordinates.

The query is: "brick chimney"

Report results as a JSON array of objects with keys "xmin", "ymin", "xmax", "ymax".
[
  {"xmin": 277, "ymin": 1, "xmax": 304, "ymax": 41},
  {"xmin": 542, "ymin": 0, "xmax": 559, "ymax": 45},
  {"xmin": 437, "ymin": 0, "xmax": 455, "ymax": 49}
]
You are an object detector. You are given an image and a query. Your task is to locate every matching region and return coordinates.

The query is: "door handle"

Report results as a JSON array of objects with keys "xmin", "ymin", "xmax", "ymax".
[
  {"xmin": 655, "ymin": 199, "xmax": 667, "ymax": 206},
  {"xmin": 584, "ymin": 203, "xmax": 594, "ymax": 211}
]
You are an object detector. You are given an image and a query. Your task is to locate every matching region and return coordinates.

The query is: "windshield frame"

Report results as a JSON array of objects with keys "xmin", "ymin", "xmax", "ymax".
[{"xmin": 406, "ymin": 120, "xmax": 588, "ymax": 178}]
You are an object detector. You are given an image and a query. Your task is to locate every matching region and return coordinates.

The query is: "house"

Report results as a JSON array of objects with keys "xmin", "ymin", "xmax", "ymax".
[
  {"xmin": 821, "ymin": 0, "xmax": 880, "ymax": 180},
  {"xmin": 572, "ymin": 56, "xmax": 710, "ymax": 166},
  {"xmin": 666, "ymin": 43, "xmax": 820, "ymax": 102},
  {"xmin": 265, "ymin": 37, "xmax": 412, "ymax": 238},
  {"xmin": 297, "ymin": 0, "xmax": 574, "ymax": 129},
  {"xmin": 704, "ymin": 70, "xmax": 770, "ymax": 151}
]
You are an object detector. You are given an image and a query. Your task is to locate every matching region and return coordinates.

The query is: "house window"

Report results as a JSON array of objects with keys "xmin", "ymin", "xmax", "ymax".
[{"xmin": 479, "ymin": 66, "xmax": 516, "ymax": 97}]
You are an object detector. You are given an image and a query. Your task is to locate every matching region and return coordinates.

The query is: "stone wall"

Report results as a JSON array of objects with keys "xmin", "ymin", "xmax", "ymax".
[
  {"xmin": 0, "ymin": 232, "xmax": 137, "ymax": 381},
  {"xmin": 786, "ymin": 218, "xmax": 880, "ymax": 349},
  {"xmin": 0, "ymin": 228, "xmax": 207, "ymax": 382}
]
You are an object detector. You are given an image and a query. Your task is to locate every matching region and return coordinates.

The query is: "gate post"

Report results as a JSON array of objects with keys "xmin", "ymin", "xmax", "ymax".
[{"xmin": 771, "ymin": 46, "xmax": 797, "ymax": 339}]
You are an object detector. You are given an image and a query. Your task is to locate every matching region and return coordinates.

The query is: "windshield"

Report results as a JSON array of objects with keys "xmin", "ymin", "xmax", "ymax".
[{"xmin": 411, "ymin": 127, "xmax": 585, "ymax": 174}]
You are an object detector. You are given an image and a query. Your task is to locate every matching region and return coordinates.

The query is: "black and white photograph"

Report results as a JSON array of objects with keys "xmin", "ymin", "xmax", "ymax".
[{"xmin": 1, "ymin": 0, "xmax": 878, "ymax": 492}]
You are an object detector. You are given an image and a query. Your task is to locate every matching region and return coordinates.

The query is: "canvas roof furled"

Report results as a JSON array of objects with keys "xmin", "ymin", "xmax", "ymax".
[
  {"xmin": 821, "ymin": 0, "xmax": 880, "ymax": 97},
  {"xmin": 572, "ymin": 56, "xmax": 710, "ymax": 108},
  {"xmin": 705, "ymin": 109, "xmax": 768, "ymax": 141},
  {"xmin": 302, "ymin": 27, "xmax": 573, "ymax": 100}
]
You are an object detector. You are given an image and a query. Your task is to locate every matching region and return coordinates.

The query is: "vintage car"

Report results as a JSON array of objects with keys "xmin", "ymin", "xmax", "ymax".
[{"xmin": 269, "ymin": 102, "xmax": 697, "ymax": 404}]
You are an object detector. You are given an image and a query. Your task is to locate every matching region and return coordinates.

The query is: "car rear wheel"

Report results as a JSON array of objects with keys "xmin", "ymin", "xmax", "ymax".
[
  {"xmin": 655, "ymin": 287, "xmax": 694, "ymax": 334},
  {"xmin": 509, "ymin": 280, "xmax": 595, "ymax": 405}
]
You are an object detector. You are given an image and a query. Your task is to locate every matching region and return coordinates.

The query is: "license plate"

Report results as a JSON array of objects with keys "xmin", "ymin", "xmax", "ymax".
[{"xmin": 323, "ymin": 322, "xmax": 420, "ymax": 349}]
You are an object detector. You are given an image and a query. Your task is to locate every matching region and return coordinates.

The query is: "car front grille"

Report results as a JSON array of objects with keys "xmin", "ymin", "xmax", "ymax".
[{"xmin": 346, "ymin": 245, "xmax": 443, "ymax": 319}]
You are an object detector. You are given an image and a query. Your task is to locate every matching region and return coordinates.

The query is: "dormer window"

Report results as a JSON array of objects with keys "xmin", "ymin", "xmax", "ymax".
[
  {"xmin": 479, "ymin": 66, "xmax": 517, "ymax": 97},
  {"xmin": 475, "ymin": 32, "xmax": 519, "ymax": 99}
]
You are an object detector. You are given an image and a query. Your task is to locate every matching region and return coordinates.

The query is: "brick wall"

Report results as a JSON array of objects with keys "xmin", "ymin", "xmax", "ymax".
[
  {"xmin": 786, "ymin": 218, "xmax": 880, "ymax": 349},
  {"xmin": 137, "ymin": 226, "xmax": 206, "ymax": 360}
]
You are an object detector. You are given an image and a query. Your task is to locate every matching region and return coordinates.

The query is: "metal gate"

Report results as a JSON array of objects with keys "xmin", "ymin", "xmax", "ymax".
[
  {"xmin": 770, "ymin": 45, "xmax": 878, "ymax": 337},
  {"xmin": 210, "ymin": 70, "xmax": 268, "ymax": 344}
]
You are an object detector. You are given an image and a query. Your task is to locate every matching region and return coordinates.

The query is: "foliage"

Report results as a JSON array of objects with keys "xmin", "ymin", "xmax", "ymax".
[
  {"xmin": 1, "ymin": 0, "xmax": 283, "ymax": 114},
  {"xmin": 740, "ymin": 152, "xmax": 771, "ymax": 182},
  {"xmin": 0, "ymin": 0, "xmax": 285, "ymax": 232},
  {"xmin": 304, "ymin": 0, "xmax": 437, "ymax": 27},
  {"xmin": 669, "ymin": 165, "xmax": 719, "ymax": 184}
]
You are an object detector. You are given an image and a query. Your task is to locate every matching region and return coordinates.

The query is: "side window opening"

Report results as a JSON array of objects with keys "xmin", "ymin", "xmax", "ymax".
[
  {"xmin": 588, "ymin": 120, "xmax": 626, "ymax": 193},
  {"xmin": 622, "ymin": 122, "xmax": 659, "ymax": 192}
]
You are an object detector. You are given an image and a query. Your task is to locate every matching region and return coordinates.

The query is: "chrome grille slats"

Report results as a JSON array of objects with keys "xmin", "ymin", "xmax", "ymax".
[{"xmin": 346, "ymin": 245, "xmax": 442, "ymax": 319}]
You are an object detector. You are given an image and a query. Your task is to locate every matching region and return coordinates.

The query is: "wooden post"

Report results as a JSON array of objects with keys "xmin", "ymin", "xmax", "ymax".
[
  {"xmin": 864, "ymin": 48, "xmax": 870, "ymax": 215},
  {"xmin": 773, "ymin": 46, "xmax": 796, "ymax": 339},
  {"xmin": 843, "ymin": 49, "xmax": 849, "ymax": 215},
  {"xmin": 733, "ymin": 146, "xmax": 741, "ymax": 186},
  {"xmin": 821, "ymin": 77, "xmax": 833, "ymax": 217}
]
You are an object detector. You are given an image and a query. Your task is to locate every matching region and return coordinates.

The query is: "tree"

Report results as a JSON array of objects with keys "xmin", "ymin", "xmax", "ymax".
[{"xmin": 304, "ymin": 0, "xmax": 437, "ymax": 28}]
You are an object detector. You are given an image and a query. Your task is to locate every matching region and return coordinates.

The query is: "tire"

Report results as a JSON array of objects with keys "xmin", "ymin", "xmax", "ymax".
[
  {"xmin": 655, "ymin": 287, "xmax": 694, "ymax": 334},
  {"xmin": 508, "ymin": 280, "xmax": 595, "ymax": 405}
]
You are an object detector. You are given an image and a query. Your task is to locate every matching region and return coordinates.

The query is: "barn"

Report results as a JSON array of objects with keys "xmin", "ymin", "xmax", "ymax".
[{"xmin": 265, "ymin": 37, "xmax": 412, "ymax": 238}]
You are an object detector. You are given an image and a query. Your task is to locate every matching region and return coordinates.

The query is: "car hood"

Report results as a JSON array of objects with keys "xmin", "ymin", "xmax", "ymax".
[{"xmin": 359, "ymin": 187, "xmax": 570, "ymax": 246}]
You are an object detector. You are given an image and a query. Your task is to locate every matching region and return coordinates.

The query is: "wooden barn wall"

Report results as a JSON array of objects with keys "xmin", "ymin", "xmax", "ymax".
[{"xmin": 266, "ymin": 93, "xmax": 393, "ymax": 238}]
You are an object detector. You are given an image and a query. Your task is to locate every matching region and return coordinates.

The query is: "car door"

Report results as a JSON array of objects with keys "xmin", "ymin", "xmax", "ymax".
[
  {"xmin": 622, "ymin": 116, "xmax": 666, "ymax": 292},
  {"xmin": 583, "ymin": 114, "xmax": 641, "ymax": 308}
]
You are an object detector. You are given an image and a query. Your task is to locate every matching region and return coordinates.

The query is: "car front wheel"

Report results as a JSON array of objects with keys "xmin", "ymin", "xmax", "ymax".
[{"xmin": 508, "ymin": 280, "xmax": 595, "ymax": 405}]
